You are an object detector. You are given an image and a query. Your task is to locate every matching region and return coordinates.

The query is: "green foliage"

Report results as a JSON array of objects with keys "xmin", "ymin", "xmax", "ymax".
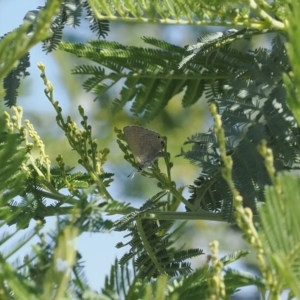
[
  {"xmin": 182, "ymin": 34, "xmax": 300, "ymax": 222},
  {"xmin": 1, "ymin": 0, "xmax": 300, "ymax": 299},
  {"xmin": 0, "ymin": 0, "xmax": 64, "ymax": 105},
  {"xmin": 60, "ymin": 27, "xmax": 299, "ymax": 223},
  {"xmin": 166, "ymin": 252, "xmax": 263, "ymax": 299},
  {"xmin": 259, "ymin": 174, "xmax": 300, "ymax": 299},
  {"xmin": 87, "ymin": 0, "xmax": 284, "ymax": 29},
  {"xmin": 59, "ymin": 28, "xmax": 283, "ymax": 123},
  {"xmin": 60, "ymin": 38, "xmax": 196, "ymax": 122},
  {"xmin": 0, "ymin": 223, "xmax": 81, "ymax": 299},
  {"xmin": 0, "ymin": 115, "xmax": 29, "ymax": 229},
  {"xmin": 1, "ymin": 0, "xmax": 110, "ymax": 107},
  {"xmin": 283, "ymin": 0, "xmax": 300, "ymax": 125},
  {"xmin": 115, "ymin": 201, "xmax": 204, "ymax": 279},
  {"xmin": 2, "ymin": 52, "xmax": 30, "ymax": 107},
  {"xmin": 84, "ymin": 1, "xmax": 109, "ymax": 39},
  {"xmin": 100, "ymin": 251, "xmax": 259, "ymax": 300},
  {"xmin": 27, "ymin": 0, "xmax": 110, "ymax": 53}
]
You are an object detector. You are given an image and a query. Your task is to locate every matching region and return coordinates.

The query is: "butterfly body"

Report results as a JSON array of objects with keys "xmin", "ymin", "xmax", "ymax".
[{"xmin": 123, "ymin": 126, "xmax": 165, "ymax": 170}]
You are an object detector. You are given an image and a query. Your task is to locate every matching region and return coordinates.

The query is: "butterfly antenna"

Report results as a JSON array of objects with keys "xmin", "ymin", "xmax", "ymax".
[
  {"xmin": 127, "ymin": 169, "xmax": 136, "ymax": 179},
  {"xmin": 127, "ymin": 166, "xmax": 144, "ymax": 179}
]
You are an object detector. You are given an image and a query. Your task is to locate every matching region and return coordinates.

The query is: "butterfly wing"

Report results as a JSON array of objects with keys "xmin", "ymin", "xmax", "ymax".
[
  {"xmin": 123, "ymin": 126, "xmax": 164, "ymax": 167},
  {"xmin": 124, "ymin": 126, "xmax": 144, "ymax": 164},
  {"xmin": 138, "ymin": 129, "xmax": 164, "ymax": 165}
]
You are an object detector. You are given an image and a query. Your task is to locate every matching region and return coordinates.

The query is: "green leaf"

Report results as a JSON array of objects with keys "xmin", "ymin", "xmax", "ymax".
[
  {"xmin": 0, "ymin": 0, "xmax": 64, "ymax": 84},
  {"xmin": 259, "ymin": 173, "xmax": 300, "ymax": 298}
]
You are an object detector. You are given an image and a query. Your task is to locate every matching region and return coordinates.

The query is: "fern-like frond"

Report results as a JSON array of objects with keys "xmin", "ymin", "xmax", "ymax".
[
  {"xmin": 60, "ymin": 28, "xmax": 284, "ymax": 122},
  {"xmin": 179, "ymin": 28, "xmax": 278, "ymax": 68},
  {"xmin": 0, "ymin": 122, "xmax": 28, "ymax": 227},
  {"xmin": 42, "ymin": 23, "xmax": 64, "ymax": 54},
  {"xmin": 84, "ymin": 0, "xmax": 109, "ymax": 39},
  {"xmin": 87, "ymin": 0, "xmax": 285, "ymax": 30},
  {"xmin": 101, "ymin": 258, "xmax": 133, "ymax": 299},
  {"xmin": 115, "ymin": 201, "xmax": 204, "ymax": 279},
  {"xmin": 220, "ymin": 250, "xmax": 250, "ymax": 266},
  {"xmin": 284, "ymin": 0, "xmax": 300, "ymax": 126},
  {"xmin": 1, "ymin": 1, "xmax": 111, "ymax": 107},
  {"xmin": 25, "ymin": 0, "xmax": 109, "ymax": 53},
  {"xmin": 259, "ymin": 173, "xmax": 300, "ymax": 299},
  {"xmin": 1, "ymin": 228, "xmax": 38, "ymax": 261},
  {"xmin": 60, "ymin": 39, "xmax": 214, "ymax": 122},
  {"xmin": 167, "ymin": 250, "xmax": 262, "ymax": 299},
  {"xmin": 182, "ymin": 34, "xmax": 300, "ymax": 221},
  {"xmin": 0, "ymin": 0, "xmax": 64, "ymax": 86},
  {"xmin": 64, "ymin": 0, "xmax": 83, "ymax": 27},
  {"xmin": 3, "ymin": 52, "xmax": 30, "ymax": 107},
  {"xmin": 0, "ymin": 253, "xmax": 38, "ymax": 300}
]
